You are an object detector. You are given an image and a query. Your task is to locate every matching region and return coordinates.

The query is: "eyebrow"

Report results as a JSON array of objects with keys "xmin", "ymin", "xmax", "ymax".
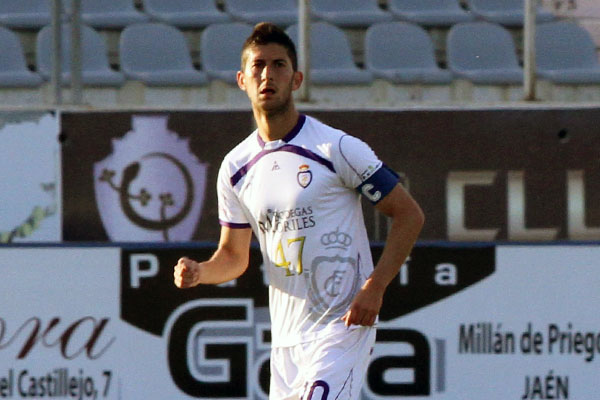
[{"xmin": 251, "ymin": 57, "xmax": 288, "ymax": 64}]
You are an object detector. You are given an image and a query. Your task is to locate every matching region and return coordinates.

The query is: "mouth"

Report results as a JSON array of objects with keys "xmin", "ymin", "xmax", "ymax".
[{"xmin": 260, "ymin": 87, "xmax": 276, "ymax": 95}]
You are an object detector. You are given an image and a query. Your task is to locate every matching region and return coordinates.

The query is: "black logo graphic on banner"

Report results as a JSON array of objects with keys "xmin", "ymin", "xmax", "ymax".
[
  {"xmin": 99, "ymin": 152, "xmax": 194, "ymax": 241},
  {"xmin": 93, "ymin": 114, "xmax": 207, "ymax": 242},
  {"xmin": 121, "ymin": 244, "xmax": 495, "ymax": 398},
  {"xmin": 373, "ymin": 245, "xmax": 496, "ymax": 320}
]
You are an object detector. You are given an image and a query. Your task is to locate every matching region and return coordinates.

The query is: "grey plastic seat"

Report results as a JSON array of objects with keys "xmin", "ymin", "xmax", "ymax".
[
  {"xmin": 535, "ymin": 21, "xmax": 600, "ymax": 84},
  {"xmin": 142, "ymin": 0, "xmax": 230, "ymax": 28},
  {"xmin": 120, "ymin": 23, "xmax": 207, "ymax": 86},
  {"xmin": 201, "ymin": 22, "xmax": 253, "ymax": 84},
  {"xmin": 286, "ymin": 22, "xmax": 373, "ymax": 85},
  {"xmin": 365, "ymin": 22, "xmax": 452, "ymax": 84},
  {"xmin": 36, "ymin": 23, "xmax": 124, "ymax": 86},
  {"xmin": 446, "ymin": 22, "xmax": 522, "ymax": 84},
  {"xmin": 310, "ymin": 0, "xmax": 392, "ymax": 28},
  {"xmin": 466, "ymin": 0, "xmax": 554, "ymax": 26},
  {"xmin": 0, "ymin": 26, "xmax": 43, "ymax": 87},
  {"xmin": 225, "ymin": 0, "xmax": 298, "ymax": 26},
  {"xmin": 0, "ymin": 0, "xmax": 51, "ymax": 29},
  {"xmin": 388, "ymin": 0, "xmax": 474, "ymax": 27},
  {"xmin": 63, "ymin": 0, "xmax": 149, "ymax": 29}
]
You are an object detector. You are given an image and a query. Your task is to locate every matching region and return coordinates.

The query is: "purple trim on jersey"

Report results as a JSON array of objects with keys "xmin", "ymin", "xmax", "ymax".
[
  {"xmin": 257, "ymin": 114, "xmax": 306, "ymax": 147},
  {"xmin": 306, "ymin": 380, "xmax": 330, "ymax": 400},
  {"xmin": 338, "ymin": 135, "xmax": 362, "ymax": 179},
  {"xmin": 229, "ymin": 144, "xmax": 335, "ymax": 187},
  {"xmin": 356, "ymin": 164, "xmax": 399, "ymax": 204},
  {"xmin": 219, "ymin": 220, "xmax": 251, "ymax": 229}
]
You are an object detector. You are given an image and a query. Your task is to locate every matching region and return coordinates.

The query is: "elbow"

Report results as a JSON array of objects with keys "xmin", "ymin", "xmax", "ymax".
[
  {"xmin": 408, "ymin": 202, "xmax": 425, "ymax": 238},
  {"xmin": 415, "ymin": 203, "xmax": 425, "ymax": 232}
]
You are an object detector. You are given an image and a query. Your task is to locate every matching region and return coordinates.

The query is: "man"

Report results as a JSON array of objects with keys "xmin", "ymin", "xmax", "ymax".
[{"xmin": 174, "ymin": 22, "xmax": 424, "ymax": 400}]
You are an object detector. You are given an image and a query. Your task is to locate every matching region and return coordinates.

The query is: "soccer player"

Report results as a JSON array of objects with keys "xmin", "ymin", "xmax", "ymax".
[{"xmin": 174, "ymin": 22, "xmax": 424, "ymax": 400}]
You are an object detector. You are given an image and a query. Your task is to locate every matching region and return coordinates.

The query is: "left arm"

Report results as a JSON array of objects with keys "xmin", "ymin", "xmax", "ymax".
[{"xmin": 341, "ymin": 183, "xmax": 425, "ymax": 327}]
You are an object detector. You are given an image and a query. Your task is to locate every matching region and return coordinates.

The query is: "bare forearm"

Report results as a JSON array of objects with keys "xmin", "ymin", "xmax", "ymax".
[
  {"xmin": 196, "ymin": 247, "xmax": 249, "ymax": 284},
  {"xmin": 174, "ymin": 227, "xmax": 252, "ymax": 288},
  {"xmin": 366, "ymin": 210, "xmax": 423, "ymax": 292},
  {"xmin": 341, "ymin": 184, "xmax": 423, "ymax": 327}
]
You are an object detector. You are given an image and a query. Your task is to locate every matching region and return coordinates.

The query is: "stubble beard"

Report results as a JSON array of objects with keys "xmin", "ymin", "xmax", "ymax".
[
  {"xmin": 263, "ymin": 94, "xmax": 293, "ymax": 119},
  {"xmin": 256, "ymin": 79, "xmax": 295, "ymax": 119}
]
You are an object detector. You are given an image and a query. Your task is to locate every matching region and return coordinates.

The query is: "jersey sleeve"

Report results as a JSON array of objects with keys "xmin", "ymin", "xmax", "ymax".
[
  {"xmin": 335, "ymin": 134, "xmax": 399, "ymax": 204},
  {"xmin": 217, "ymin": 159, "xmax": 251, "ymax": 228}
]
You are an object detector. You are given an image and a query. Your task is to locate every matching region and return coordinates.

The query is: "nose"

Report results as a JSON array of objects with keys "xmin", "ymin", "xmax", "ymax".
[{"xmin": 261, "ymin": 65, "xmax": 273, "ymax": 81}]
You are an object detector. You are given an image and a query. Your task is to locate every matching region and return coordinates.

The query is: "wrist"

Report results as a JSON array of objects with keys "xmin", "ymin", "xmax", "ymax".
[
  {"xmin": 194, "ymin": 261, "xmax": 204, "ymax": 286},
  {"xmin": 362, "ymin": 276, "xmax": 387, "ymax": 295}
]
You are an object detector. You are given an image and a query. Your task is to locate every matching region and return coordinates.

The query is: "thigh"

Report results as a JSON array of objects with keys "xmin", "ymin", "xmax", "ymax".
[
  {"xmin": 270, "ymin": 345, "xmax": 304, "ymax": 400},
  {"xmin": 301, "ymin": 327, "xmax": 376, "ymax": 400}
]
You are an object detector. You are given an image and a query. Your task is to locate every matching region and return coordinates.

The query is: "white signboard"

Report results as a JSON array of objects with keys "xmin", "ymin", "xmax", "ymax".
[
  {"xmin": 0, "ymin": 113, "xmax": 61, "ymax": 243},
  {"xmin": 0, "ymin": 248, "xmax": 120, "ymax": 399},
  {"xmin": 0, "ymin": 245, "xmax": 598, "ymax": 399},
  {"xmin": 385, "ymin": 245, "xmax": 600, "ymax": 400}
]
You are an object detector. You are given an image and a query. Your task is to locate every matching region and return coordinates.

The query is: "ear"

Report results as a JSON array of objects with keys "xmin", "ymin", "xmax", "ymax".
[
  {"xmin": 292, "ymin": 70, "xmax": 303, "ymax": 91},
  {"xmin": 237, "ymin": 71, "xmax": 246, "ymax": 91}
]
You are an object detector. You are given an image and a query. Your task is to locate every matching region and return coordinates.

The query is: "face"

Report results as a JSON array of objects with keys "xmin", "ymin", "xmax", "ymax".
[{"xmin": 237, "ymin": 43, "xmax": 303, "ymax": 117}]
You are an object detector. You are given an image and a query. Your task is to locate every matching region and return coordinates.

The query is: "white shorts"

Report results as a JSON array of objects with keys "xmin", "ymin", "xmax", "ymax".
[{"xmin": 269, "ymin": 327, "xmax": 376, "ymax": 400}]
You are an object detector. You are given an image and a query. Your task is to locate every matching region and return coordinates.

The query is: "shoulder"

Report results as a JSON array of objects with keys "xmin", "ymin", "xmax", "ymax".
[
  {"xmin": 303, "ymin": 115, "xmax": 346, "ymax": 142},
  {"xmin": 304, "ymin": 116, "xmax": 371, "ymax": 151},
  {"xmin": 300, "ymin": 115, "xmax": 355, "ymax": 162},
  {"xmin": 220, "ymin": 131, "xmax": 260, "ymax": 171}
]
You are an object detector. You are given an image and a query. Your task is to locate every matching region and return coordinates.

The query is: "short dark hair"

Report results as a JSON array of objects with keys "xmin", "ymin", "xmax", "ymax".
[{"xmin": 241, "ymin": 22, "xmax": 298, "ymax": 71}]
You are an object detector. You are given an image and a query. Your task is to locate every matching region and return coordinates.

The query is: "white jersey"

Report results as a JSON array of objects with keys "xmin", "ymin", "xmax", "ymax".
[{"xmin": 217, "ymin": 115, "xmax": 398, "ymax": 347}]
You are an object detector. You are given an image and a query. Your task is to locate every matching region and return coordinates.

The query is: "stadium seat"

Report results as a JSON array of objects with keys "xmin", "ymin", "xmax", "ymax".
[
  {"xmin": 0, "ymin": 0, "xmax": 51, "ymax": 29},
  {"xmin": 141, "ymin": 0, "xmax": 230, "ymax": 28},
  {"xmin": 466, "ymin": 0, "xmax": 554, "ymax": 26},
  {"xmin": 535, "ymin": 21, "xmax": 600, "ymax": 84},
  {"xmin": 387, "ymin": 0, "xmax": 474, "ymax": 27},
  {"xmin": 63, "ymin": 0, "xmax": 149, "ymax": 29},
  {"xmin": 365, "ymin": 22, "xmax": 453, "ymax": 84},
  {"xmin": 201, "ymin": 22, "xmax": 252, "ymax": 84},
  {"xmin": 36, "ymin": 23, "xmax": 125, "ymax": 86},
  {"xmin": 446, "ymin": 22, "xmax": 523, "ymax": 84},
  {"xmin": 286, "ymin": 22, "xmax": 373, "ymax": 85},
  {"xmin": 119, "ymin": 23, "xmax": 208, "ymax": 86},
  {"xmin": 0, "ymin": 26, "xmax": 43, "ymax": 87},
  {"xmin": 224, "ymin": 0, "xmax": 298, "ymax": 27},
  {"xmin": 310, "ymin": 0, "xmax": 392, "ymax": 28}
]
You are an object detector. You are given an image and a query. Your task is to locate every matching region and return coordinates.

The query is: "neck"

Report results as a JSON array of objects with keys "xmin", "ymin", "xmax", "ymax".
[{"xmin": 253, "ymin": 105, "xmax": 300, "ymax": 143}]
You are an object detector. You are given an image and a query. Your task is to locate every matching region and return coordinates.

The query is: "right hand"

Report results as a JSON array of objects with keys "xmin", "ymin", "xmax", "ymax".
[{"xmin": 174, "ymin": 257, "xmax": 200, "ymax": 288}]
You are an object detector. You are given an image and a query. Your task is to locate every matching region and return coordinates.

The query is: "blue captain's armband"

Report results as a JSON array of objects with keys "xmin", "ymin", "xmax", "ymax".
[{"xmin": 356, "ymin": 164, "xmax": 399, "ymax": 204}]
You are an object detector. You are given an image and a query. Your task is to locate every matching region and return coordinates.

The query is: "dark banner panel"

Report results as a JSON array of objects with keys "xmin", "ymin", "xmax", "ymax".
[
  {"xmin": 61, "ymin": 112, "xmax": 254, "ymax": 242},
  {"xmin": 62, "ymin": 109, "xmax": 600, "ymax": 242},
  {"xmin": 120, "ymin": 243, "xmax": 495, "ymax": 398}
]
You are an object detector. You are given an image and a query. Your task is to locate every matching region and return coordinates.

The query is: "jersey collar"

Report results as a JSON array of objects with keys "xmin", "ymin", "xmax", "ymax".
[{"xmin": 257, "ymin": 114, "xmax": 306, "ymax": 148}]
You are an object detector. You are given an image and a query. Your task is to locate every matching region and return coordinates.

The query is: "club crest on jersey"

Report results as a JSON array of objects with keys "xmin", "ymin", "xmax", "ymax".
[
  {"xmin": 297, "ymin": 164, "xmax": 312, "ymax": 188},
  {"xmin": 305, "ymin": 228, "xmax": 361, "ymax": 324}
]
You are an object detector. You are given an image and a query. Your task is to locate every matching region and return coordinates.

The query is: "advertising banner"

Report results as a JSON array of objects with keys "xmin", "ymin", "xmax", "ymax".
[
  {"xmin": 61, "ymin": 112, "xmax": 253, "ymax": 243},
  {"xmin": 0, "ymin": 112, "xmax": 61, "ymax": 243},
  {"xmin": 2, "ymin": 245, "xmax": 599, "ymax": 399},
  {"xmin": 61, "ymin": 109, "xmax": 600, "ymax": 243},
  {"xmin": 0, "ymin": 248, "xmax": 121, "ymax": 400}
]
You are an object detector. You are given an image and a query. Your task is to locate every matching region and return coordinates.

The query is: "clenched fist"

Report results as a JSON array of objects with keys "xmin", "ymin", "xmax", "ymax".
[{"xmin": 174, "ymin": 257, "xmax": 200, "ymax": 288}]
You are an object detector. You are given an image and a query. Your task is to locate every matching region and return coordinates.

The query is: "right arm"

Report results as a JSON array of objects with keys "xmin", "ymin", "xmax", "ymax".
[{"xmin": 174, "ymin": 226, "xmax": 253, "ymax": 288}]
